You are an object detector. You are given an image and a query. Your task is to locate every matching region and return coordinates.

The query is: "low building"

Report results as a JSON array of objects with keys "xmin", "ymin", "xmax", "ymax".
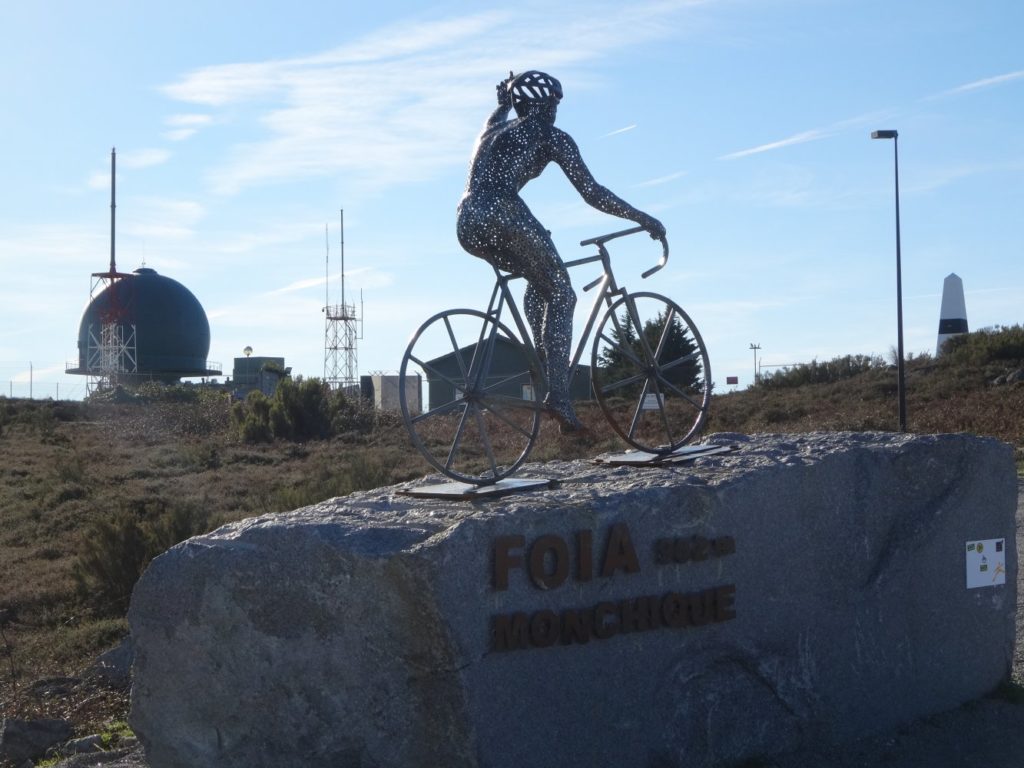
[
  {"xmin": 423, "ymin": 338, "xmax": 591, "ymax": 411},
  {"xmin": 231, "ymin": 356, "xmax": 289, "ymax": 398},
  {"xmin": 360, "ymin": 373, "xmax": 420, "ymax": 412}
]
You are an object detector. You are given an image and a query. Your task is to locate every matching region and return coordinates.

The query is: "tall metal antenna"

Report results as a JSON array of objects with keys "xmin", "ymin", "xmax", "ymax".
[
  {"xmin": 323, "ymin": 223, "xmax": 337, "ymax": 383},
  {"xmin": 82, "ymin": 146, "xmax": 136, "ymax": 393},
  {"xmin": 93, "ymin": 148, "xmax": 130, "ymax": 283},
  {"xmin": 323, "ymin": 209, "xmax": 362, "ymax": 392},
  {"xmin": 110, "ymin": 147, "xmax": 117, "ymax": 274},
  {"xmin": 340, "ymin": 209, "xmax": 346, "ymax": 311}
]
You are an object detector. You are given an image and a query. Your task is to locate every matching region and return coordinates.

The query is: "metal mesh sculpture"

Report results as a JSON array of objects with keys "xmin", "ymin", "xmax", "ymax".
[{"xmin": 456, "ymin": 71, "xmax": 666, "ymax": 431}]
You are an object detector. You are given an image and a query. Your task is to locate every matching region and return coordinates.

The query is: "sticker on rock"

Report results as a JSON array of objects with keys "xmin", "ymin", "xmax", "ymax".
[{"xmin": 965, "ymin": 538, "xmax": 1006, "ymax": 589}]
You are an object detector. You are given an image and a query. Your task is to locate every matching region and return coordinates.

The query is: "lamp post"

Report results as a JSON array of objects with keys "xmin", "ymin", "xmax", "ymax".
[
  {"xmin": 749, "ymin": 343, "xmax": 761, "ymax": 385},
  {"xmin": 871, "ymin": 129, "xmax": 907, "ymax": 433}
]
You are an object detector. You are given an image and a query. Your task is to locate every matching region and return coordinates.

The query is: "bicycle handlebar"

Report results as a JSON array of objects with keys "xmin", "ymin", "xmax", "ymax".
[{"xmin": 579, "ymin": 225, "xmax": 669, "ymax": 279}]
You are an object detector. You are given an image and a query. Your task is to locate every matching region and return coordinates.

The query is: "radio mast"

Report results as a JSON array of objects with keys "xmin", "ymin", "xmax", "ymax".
[
  {"xmin": 87, "ymin": 148, "xmax": 137, "ymax": 390},
  {"xmin": 323, "ymin": 209, "xmax": 362, "ymax": 392}
]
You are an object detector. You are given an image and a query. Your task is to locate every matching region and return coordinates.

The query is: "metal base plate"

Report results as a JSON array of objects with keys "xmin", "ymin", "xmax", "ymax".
[
  {"xmin": 398, "ymin": 477, "xmax": 555, "ymax": 500},
  {"xmin": 594, "ymin": 444, "xmax": 737, "ymax": 466}
]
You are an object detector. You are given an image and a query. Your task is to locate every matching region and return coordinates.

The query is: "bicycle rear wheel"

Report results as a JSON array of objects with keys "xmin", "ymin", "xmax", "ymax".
[
  {"xmin": 591, "ymin": 292, "xmax": 711, "ymax": 453},
  {"xmin": 399, "ymin": 309, "xmax": 543, "ymax": 484}
]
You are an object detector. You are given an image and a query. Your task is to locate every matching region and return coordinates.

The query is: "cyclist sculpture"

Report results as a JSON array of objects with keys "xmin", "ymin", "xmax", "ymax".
[{"xmin": 456, "ymin": 71, "xmax": 666, "ymax": 432}]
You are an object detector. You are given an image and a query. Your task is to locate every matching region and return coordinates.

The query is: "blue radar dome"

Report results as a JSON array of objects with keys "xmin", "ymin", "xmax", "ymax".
[{"xmin": 70, "ymin": 267, "xmax": 219, "ymax": 382}]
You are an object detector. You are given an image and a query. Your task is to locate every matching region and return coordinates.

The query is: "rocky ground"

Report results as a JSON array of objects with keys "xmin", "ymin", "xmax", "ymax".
[{"xmin": 9, "ymin": 483, "xmax": 1024, "ymax": 768}]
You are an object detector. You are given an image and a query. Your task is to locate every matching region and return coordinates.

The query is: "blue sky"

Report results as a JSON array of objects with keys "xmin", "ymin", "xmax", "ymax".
[{"xmin": 1, "ymin": 0, "xmax": 1021, "ymax": 400}]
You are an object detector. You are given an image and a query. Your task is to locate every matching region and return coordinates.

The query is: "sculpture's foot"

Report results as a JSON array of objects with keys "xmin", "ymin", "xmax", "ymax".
[
  {"xmin": 533, "ymin": 345, "xmax": 548, "ymax": 376},
  {"xmin": 543, "ymin": 395, "xmax": 585, "ymax": 435}
]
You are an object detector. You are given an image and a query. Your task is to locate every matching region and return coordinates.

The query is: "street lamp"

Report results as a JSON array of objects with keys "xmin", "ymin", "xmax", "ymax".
[{"xmin": 871, "ymin": 130, "xmax": 907, "ymax": 432}]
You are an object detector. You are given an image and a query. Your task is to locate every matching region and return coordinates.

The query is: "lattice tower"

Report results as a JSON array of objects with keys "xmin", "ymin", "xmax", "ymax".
[{"xmin": 323, "ymin": 210, "xmax": 362, "ymax": 392}]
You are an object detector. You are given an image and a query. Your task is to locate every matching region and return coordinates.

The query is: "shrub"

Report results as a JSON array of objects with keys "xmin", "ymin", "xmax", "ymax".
[
  {"xmin": 233, "ymin": 391, "xmax": 274, "ymax": 443},
  {"xmin": 73, "ymin": 500, "xmax": 220, "ymax": 614},
  {"xmin": 72, "ymin": 510, "xmax": 151, "ymax": 613},
  {"xmin": 940, "ymin": 324, "xmax": 1024, "ymax": 366},
  {"xmin": 232, "ymin": 377, "xmax": 376, "ymax": 443},
  {"xmin": 757, "ymin": 354, "xmax": 885, "ymax": 390}
]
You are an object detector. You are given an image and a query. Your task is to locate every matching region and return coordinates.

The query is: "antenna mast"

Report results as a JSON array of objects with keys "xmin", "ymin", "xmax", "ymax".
[
  {"xmin": 323, "ymin": 209, "xmax": 362, "ymax": 392},
  {"xmin": 110, "ymin": 147, "xmax": 116, "ymax": 273},
  {"xmin": 83, "ymin": 147, "xmax": 137, "ymax": 393}
]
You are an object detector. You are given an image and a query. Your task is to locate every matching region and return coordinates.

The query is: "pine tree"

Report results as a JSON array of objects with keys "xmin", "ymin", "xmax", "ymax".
[
  {"xmin": 597, "ymin": 307, "xmax": 702, "ymax": 398},
  {"xmin": 643, "ymin": 307, "xmax": 703, "ymax": 393}
]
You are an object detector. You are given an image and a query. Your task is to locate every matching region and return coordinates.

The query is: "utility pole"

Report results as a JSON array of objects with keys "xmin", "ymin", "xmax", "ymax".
[{"xmin": 749, "ymin": 343, "xmax": 761, "ymax": 385}]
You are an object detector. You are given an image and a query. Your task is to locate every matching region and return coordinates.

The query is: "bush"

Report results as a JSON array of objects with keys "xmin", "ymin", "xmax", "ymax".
[
  {"xmin": 73, "ymin": 500, "xmax": 221, "ymax": 614},
  {"xmin": 940, "ymin": 325, "xmax": 1024, "ymax": 366},
  {"xmin": 72, "ymin": 510, "xmax": 151, "ymax": 613},
  {"xmin": 757, "ymin": 354, "xmax": 885, "ymax": 390},
  {"xmin": 232, "ymin": 377, "xmax": 376, "ymax": 443},
  {"xmin": 233, "ymin": 391, "xmax": 274, "ymax": 443}
]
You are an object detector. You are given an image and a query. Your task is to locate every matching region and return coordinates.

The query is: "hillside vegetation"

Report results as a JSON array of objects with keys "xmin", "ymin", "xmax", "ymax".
[{"xmin": 1, "ymin": 326, "xmax": 1022, "ymax": 737}]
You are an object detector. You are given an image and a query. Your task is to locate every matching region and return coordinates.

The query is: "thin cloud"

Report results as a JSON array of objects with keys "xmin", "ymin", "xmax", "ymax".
[
  {"xmin": 166, "ymin": 114, "xmax": 212, "ymax": 127},
  {"xmin": 88, "ymin": 173, "xmax": 111, "ymax": 190},
  {"xmin": 119, "ymin": 198, "xmax": 206, "ymax": 241},
  {"xmin": 634, "ymin": 170, "xmax": 687, "ymax": 188},
  {"xmin": 160, "ymin": 1, "xmax": 708, "ymax": 196},
  {"xmin": 719, "ymin": 107, "xmax": 896, "ymax": 163},
  {"xmin": 907, "ymin": 158, "xmax": 1024, "ymax": 194},
  {"xmin": 267, "ymin": 276, "xmax": 326, "ymax": 295},
  {"xmin": 720, "ymin": 129, "xmax": 827, "ymax": 160},
  {"xmin": 603, "ymin": 124, "xmax": 637, "ymax": 138},
  {"xmin": 120, "ymin": 149, "xmax": 171, "ymax": 169},
  {"xmin": 164, "ymin": 114, "xmax": 212, "ymax": 142},
  {"xmin": 930, "ymin": 70, "xmax": 1024, "ymax": 99}
]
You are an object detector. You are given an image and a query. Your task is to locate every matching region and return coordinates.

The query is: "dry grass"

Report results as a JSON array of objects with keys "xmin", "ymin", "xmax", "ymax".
[{"xmin": 707, "ymin": 356, "xmax": 1024, "ymax": 468}]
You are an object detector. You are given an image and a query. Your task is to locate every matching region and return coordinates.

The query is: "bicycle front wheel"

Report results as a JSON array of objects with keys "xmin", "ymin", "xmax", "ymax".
[
  {"xmin": 591, "ymin": 292, "xmax": 711, "ymax": 453},
  {"xmin": 399, "ymin": 309, "xmax": 543, "ymax": 484}
]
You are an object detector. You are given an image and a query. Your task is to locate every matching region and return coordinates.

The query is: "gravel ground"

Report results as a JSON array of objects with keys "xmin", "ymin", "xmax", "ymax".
[{"xmin": 60, "ymin": 483, "xmax": 1024, "ymax": 768}]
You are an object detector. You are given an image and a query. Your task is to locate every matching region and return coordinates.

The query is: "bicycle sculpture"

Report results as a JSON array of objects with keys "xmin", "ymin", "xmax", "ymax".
[{"xmin": 399, "ymin": 71, "xmax": 711, "ymax": 485}]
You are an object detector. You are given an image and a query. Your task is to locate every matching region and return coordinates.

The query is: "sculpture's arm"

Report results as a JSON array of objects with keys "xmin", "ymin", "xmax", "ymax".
[
  {"xmin": 552, "ymin": 131, "xmax": 666, "ymax": 238},
  {"xmin": 485, "ymin": 75, "xmax": 515, "ymax": 129}
]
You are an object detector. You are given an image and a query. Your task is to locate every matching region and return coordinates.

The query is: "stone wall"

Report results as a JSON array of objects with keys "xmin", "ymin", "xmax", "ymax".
[{"xmin": 128, "ymin": 432, "xmax": 1019, "ymax": 768}]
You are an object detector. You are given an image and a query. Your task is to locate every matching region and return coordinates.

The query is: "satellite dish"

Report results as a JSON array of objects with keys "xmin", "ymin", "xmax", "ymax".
[{"xmin": 243, "ymin": 346, "xmax": 253, "ymax": 358}]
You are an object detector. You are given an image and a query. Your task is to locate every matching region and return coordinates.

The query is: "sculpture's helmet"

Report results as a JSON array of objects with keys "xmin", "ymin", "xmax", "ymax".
[{"xmin": 508, "ymin": 71, "xmax": 563, "ymax": 117}]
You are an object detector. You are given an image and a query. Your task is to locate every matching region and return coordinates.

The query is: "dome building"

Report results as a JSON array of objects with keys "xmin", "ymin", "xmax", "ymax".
[{"xmin": 67, "ymin": 267, "xmax": 221, "ymax": 385}]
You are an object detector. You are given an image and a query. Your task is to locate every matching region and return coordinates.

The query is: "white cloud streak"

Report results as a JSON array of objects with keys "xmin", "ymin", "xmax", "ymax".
[
  {"xmin": 266, "ymin": 276, "xmax": 326, "ymax": 295},
  {"xmin": 719, "ymin": 129, "xmax": 828, "ymax": 160},
  {"xmin": 931, "ymin": 69, "xmax": 1024, "ymax": 99},
  {"xmin": 163, "ymin": 114, "xmax": 213, "ymax": 142},
  {"xmin": 603, "ymin": 124, "xmax": 637, "ymax": 138},
  {"xmin": 121, "ymin": 198, "xmax": 205, "ymax": 241},
  {"xmin": 634, "ymin": 170, "xmax": 687, "ymax": 188},
  {"xmin": 164, "ymin": 128, "xmax": 197, "ymax": 142},
  {"xmin": 167, "ymin": 113, "xmax": 213, "ymax": 127},
  {"xmin": 120, "ymin": 149, "xmax": 171, "ymax": 169},
  {"xmin": 160, "ymin": 1, "xmax": 708, "ymax": 196}
]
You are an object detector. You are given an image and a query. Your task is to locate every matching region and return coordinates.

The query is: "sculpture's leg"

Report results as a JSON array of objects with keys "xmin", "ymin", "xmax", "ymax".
[
  {"xmin": 525, "ymin": 284, "xmax": 545, "ymax": 367},
  {"xmin": 538, "ymin": 272, "xmax": 577, "ymax": 421}
]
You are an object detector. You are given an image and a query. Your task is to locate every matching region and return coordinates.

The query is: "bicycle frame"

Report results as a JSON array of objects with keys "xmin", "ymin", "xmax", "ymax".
[{"xmin": 481, "ymin": 225, "xmax": 668, "ymax": 394}]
